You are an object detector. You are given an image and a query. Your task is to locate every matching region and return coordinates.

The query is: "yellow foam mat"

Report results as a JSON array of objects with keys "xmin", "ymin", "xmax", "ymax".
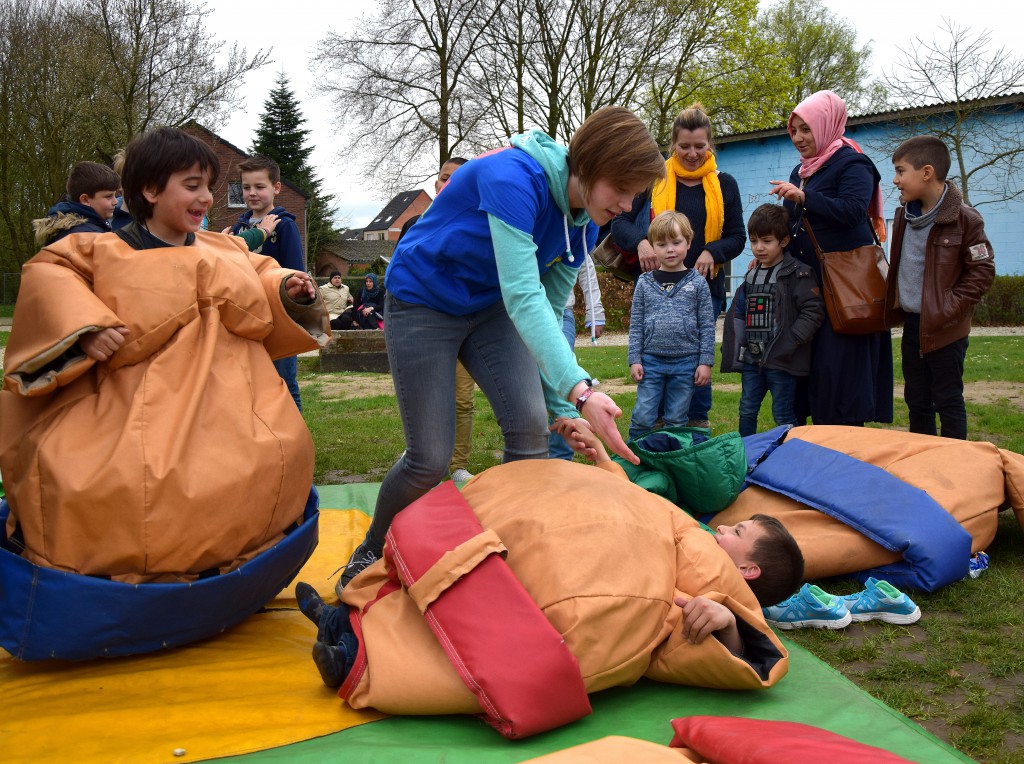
[{"xmin": 0, "ymin": 510, "xmax": 382, "ymax": 764}]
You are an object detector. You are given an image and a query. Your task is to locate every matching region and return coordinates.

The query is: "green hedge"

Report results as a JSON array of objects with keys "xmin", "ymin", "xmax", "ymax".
[{"xmin": 973, "ymin": 275, "xmax": 1024, "ymax": 326}]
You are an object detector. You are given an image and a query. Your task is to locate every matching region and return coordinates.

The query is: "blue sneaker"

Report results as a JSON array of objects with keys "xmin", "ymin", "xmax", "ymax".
[
  {"xmin": 841, "ymin": 578, "xmax": 921, "ymax": 625},
  {"xmin": 762, "ymin": 583, "xmax": 852, "ymax": 630}
]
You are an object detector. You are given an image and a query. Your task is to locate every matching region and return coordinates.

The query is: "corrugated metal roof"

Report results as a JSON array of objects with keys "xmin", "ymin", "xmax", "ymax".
[{"xmin": 717, "ymin": 92, "xmax": 1024, "ymax": 144}]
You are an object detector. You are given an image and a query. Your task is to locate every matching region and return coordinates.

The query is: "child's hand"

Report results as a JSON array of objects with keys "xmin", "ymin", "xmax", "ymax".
[
  {"xmin": 552, "ymin": 418, "xmax": 609, "ymax": 463},
  {"xmin": 220, "ymin": 226, "xmax": 232, "ymax": 234},
  {"xmin": 694, "ymin": 364, "xmax": 711, "ymax": 386},
  {"xmin": 675, "ymin": 595, "xmax": 740, "ymax": 652},
  {"xmin": 259, "ymin": 213, "xmax": 280, "ymax": 234},
  {"xmin": 80, "ymin": 326, "xmax": 129, "ymax": 361},
  {"xmin": 285, "ymin": 272, "xmax": 317, "ymax": 301},
  {"xmin": 630, "ymin": 363, "xmax": 644, "ymax": 382}
]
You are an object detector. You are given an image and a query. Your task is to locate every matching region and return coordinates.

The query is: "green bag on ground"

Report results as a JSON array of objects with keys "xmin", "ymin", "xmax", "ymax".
[{"xmin": 614, "ymin": 427, "xmax": 746, "ymax": 516}]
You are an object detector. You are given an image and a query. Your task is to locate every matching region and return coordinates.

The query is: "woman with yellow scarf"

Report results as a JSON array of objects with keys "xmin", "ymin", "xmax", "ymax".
[{"xmin": 610, "ymin": 104, "xmax": 745, "ymax": 429}]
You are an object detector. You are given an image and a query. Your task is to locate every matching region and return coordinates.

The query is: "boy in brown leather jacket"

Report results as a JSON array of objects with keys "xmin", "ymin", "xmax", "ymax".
[{"xmin": 885, "ymin": 135, "xmax": 995, "ymax": 439}]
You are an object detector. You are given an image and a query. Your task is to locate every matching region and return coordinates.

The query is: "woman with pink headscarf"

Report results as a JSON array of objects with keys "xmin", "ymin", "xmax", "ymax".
[{"xmin": 769, "ymin": 90, "xmax": 893, "ymax": 426}]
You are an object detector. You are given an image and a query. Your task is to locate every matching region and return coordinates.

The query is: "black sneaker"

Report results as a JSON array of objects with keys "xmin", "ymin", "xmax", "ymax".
[
  {"xmin": 335, "ymin": 542, "xmax": 380, "ymax": 597},
  {"xmin": 295, "ymin": 581, "xmax": 326, "ymax": 625},
  {"xmin": 312, "ymin": 641, "xmax": 349, "ymax": 687}
]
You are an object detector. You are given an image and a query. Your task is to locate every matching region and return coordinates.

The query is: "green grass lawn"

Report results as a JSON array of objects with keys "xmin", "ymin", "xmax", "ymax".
[{"xmin": 299, "ymin": 336, "xmax": 1024, "ymax": 762}]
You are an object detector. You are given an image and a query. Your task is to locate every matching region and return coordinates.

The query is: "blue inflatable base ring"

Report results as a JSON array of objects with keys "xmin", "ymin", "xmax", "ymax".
[{"xmin": 0, "ymin": 488, "xmax": 319, "ymax": 662}]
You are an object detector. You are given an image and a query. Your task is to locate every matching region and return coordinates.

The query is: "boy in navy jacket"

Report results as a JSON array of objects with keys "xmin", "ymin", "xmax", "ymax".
[
  {"xmin": 32, "ymin": 162, "xmax": 120, "ymax": 246},
  {"xmin": 231, "ymin": 155, "xmax": 306, "ymax": 408}
]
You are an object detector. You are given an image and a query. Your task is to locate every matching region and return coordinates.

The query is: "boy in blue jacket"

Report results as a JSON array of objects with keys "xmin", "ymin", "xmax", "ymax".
[
  {"xmin": 231, "ymin": 155, "xmax": 306, "ymax": 409},
  {"xmin": 627, "ymin": 210, "xmax": 715, "ymax": 439},
  {"xmin": 32, "ymin": 162, "xmax": 120, "ymax": 246}
]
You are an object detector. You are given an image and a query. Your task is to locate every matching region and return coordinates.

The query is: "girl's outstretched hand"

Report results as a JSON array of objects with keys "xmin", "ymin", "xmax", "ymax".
[{"xmin": 579, "ymin": 391, "xmax": 638, "ymax": 465}]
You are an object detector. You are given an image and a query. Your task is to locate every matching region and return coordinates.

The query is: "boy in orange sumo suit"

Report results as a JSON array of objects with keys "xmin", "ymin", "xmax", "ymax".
[
  {"xmin": 0, "ymin": 127, "xmax": 328, "ymax": 583},
  {"xmin": 294, "ymin": 421, "xmax": 803, "ymax": 716}
]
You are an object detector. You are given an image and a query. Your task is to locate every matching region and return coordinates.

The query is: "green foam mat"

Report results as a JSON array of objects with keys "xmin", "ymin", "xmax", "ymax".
[
  {"xmin": 231, "ymin": 481, "xmax": 971, "ymax": 764},
  {"xmin": 224, "ymin": 638, "xmax": 970, "ymax": 763}
]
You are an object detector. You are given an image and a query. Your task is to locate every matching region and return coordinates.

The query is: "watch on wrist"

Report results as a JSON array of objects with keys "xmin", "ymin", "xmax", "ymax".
[{"xmin": 575, "ymin": 382, "xmax": 595, "ymax": 414}]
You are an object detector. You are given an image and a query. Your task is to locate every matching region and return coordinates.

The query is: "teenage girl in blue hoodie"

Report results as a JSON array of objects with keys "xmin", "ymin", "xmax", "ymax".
[{"xmin": 337, "ymin": 107, "xmax": 665, "ymax": 590}]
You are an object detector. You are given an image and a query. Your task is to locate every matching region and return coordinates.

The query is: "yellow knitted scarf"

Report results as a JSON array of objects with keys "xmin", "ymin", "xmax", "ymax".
[{"xmin": 651, "ymin": 153, "xmax": 725, "ymax": 246}]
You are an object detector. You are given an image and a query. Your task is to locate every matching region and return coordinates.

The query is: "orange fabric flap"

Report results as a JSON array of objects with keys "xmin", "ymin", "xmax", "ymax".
[{"xmin": 406, "ymin": 528, "xmax": 507, "ymax": 612}]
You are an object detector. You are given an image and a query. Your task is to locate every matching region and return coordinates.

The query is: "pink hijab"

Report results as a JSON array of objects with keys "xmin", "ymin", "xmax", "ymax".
[{"xmin": 790, "ymin": 90, "xmax": 885, "ymax": 240}]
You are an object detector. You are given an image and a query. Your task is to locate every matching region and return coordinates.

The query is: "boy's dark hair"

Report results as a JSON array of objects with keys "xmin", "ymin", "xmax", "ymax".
[
  {"xmin": 67, "ymin": 161, "xmax": 120, "ymax": 200},
  {"xmin": 441, "ymin": 157, "xmax": 468, "ymax": 170},
  {"xmin": 239, "ymin": 154, "xmax": 281, "ymax": 184},
  {"xmin": 747, "ymin": 204, "xmax": 791, "ymax": 243},
  {"xmin": 329, "ymin": 270, "xmax": 342, "ymax": 279},
  {"xmin": 122, "ymin": 127, "xmax": 220, "ymax": 224},
  {"xmin": 893, "ymin": 135, "xmax": 951, "ymax": 182},
  {"xmin": 746, "ymin": 514, "xmax": 805, "ymax": 607}
]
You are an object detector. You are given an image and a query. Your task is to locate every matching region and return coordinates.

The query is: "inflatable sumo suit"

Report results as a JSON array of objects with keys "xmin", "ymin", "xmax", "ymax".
[
  {"xmin": 0, "ymin": 231, "xmax": 329, "ymax": 660},
  {"xmin": 713, "ymin": 425, "xmax": 1024, "ymax": 591},
  {"xmin": 338, "ymin": 460, "xmax": 789, "ymax": 731}
]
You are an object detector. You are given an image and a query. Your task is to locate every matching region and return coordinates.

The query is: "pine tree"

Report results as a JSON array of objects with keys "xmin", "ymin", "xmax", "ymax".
[{"xmin": 251, "ymin": 72, "xmax": 338, "ymax": 263}]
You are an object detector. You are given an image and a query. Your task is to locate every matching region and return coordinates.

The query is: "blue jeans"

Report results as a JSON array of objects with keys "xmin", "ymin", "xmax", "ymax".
[
  {"xmin": 365, "ymin": 294, "xmax": 549, "ymax": 551},
  {"xmin": 738, "ymin": 366, "xmax": 798, "ymax": 437},
  {"xmin": 687, "ymin": 293, "xmax": 723, "ymax": 421},
  {"xmin": 629, "ymin": 354, "xmax": 698, "ymax": 439},
  {"xmin": 274, "ymin": 356, "xmax": 301, "ymax": 411},
  {"xmin": 549, "ymin": 308, "xmax": 578, "ymax": 460}
]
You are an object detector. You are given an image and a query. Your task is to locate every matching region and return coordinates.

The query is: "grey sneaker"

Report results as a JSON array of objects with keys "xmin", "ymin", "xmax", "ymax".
[
  {"xmin": 335, "ymin": 541, "xmax": 380, "ymax": 597},
  {"xmin": 450, "ymin": 468, "xmax": 474, "ymax": 483}
]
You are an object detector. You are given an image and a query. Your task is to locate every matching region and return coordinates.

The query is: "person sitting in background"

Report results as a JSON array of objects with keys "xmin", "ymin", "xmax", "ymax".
[
  {"xmin": 320, "ymin": 271, "xmax": 355, "ymax": 330},
  {"xmin": 355, "ymin": 273, "xmax": 386, "ymax": 329}
]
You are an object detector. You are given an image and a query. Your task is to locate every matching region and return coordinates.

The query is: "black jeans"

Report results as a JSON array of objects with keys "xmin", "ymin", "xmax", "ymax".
[{"xmin": 901, "ymin": 312, "xmax": 969, "ymax": 439}]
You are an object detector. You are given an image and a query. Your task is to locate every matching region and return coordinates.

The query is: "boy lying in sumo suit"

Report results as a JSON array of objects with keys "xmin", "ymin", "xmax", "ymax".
[{"xmin": 296, "ymin": 424, "xmax": 803, "ymax": 737}]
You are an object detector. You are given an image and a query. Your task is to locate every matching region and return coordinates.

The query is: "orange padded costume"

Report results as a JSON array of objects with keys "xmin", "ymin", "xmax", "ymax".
[
  {"xmin": 0, "ymin": 231, "xmax": 328, "ymax": 583},
  {"xmin": 338, "ymin": 459, "xmax": 789, "ymax": 720},
  {"xmin": 714, "ymin": 426, "xmax": 1024, "ymax": 582}
]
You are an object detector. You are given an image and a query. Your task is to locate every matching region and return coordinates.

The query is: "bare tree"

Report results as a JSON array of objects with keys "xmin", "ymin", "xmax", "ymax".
[
  {"xmin": 78, "ymin": 0, "xmax": 270, "ymax": 157},
  {"xmin": 0, "ymin": 0, "xmax": 269, "ymax": 270},
  {"xmin": 0, "ymin": 0, "xmax": 111, "ymax": 271},
  {"xmin": 883, "ymin": 19, "xmax": 1024, "ymax": 207},
  {"xmin": 316, "ymin": 0, "xmax": 499, "ymax": 192}
]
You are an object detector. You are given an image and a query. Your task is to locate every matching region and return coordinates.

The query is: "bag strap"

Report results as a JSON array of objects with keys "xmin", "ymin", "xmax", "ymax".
[{"xmin": 802, "ymin": 213, "xmax": 881, "ymax": 260}]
